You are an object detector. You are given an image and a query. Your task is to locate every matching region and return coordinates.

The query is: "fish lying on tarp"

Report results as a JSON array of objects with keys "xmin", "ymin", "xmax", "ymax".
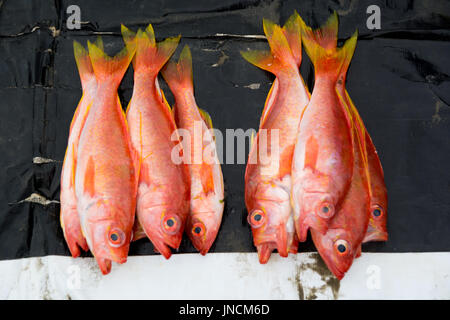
[
  {"xmin": 124, "ymin": 24, "xmax": 190, "ymax": 259},
  {"xmin": 241, "ymin": 13, "xmax": 310, "ymax": 263},
  {"xmin": 60, "ymin": 40, "xmax": 100, "ymax": 258},
  {"xmin": 292, "ymin": 12, "xmax": 355, "ymax": 243},
  {"xmin": 162, "ymin": 45, "xmax": 224, "ymax": 255},
  {"xmin": 74, "ymin": 34, "xmax": 138, "ymax": 275}
]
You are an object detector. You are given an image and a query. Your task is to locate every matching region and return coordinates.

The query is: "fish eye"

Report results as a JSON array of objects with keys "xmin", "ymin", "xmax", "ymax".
[
  {"xmin": 108, "ymin": 228, "xmax": 126, "ymax": 247},
  {"xmin": 192, "ymin": 222, "xmax": 206, "ymax": 237},
  {"xmin": 248, "ymin": 210, "xmax": 265, "ymax": 228},
  {"xmin": 162, "ymin": 215, "xmax": 180, "ymax": 235},
  {"xmin": 317, "ymin": 202, "xmax": 334, "ymax": 219},
  {"xmin": 334, "ymin": 239, "xmax": 349, "ymax": 256},
  {"xmin": 371, "ymin": 206, "xmax": 384, "ymax": 219}
]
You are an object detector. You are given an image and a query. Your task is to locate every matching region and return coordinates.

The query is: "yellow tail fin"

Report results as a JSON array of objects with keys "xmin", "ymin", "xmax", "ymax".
[
  {"xmin": 241, "ymin": 19, "xmax": 297, "ymax": 76},
  {"xmin": 87, "ymin": 34, "xmax": 136, "ymax": 86},
  {"xmin": 282, "ymin": 11, "xmax": 302, "ymax": 67},
  {"xmin": 161, "ymin": 45, "xmax": 194, "ymax": 95},
  {"xmin": 300, "ymin": 13, "xmax": 357, "ymax": 79},
  {"xmin": 122, "ymin": 24, "xmax": 180, "ymax": 74}
]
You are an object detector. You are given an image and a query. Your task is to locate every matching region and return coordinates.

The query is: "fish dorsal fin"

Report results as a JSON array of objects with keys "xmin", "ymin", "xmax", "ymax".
[
  {"xmin": 304, "ymin": 135, "xmax": 319, "ymax": 170},
  {"xmin": 198, "ymin": 108, "xmax": 213, "ymax": 130},
  {"xmin": 260, "ymin": 78, "xmax": 279, "ymax": 128},
  {"xmin": 198, "ymin": 107, "xmax": 216, "ymax": 194},
  {"xmin": 83, "ymin": 156, "xmax": 96, "ymax": 197},
  {"xmin": 71, "ymin": 144, "xmax": 77, "ymax": 188},
  {"xmin": 160, "ymin": 88, "xmax": 172, "ymax": 112}
]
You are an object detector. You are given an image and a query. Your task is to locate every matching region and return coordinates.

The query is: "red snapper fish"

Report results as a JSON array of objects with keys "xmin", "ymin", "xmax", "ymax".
[
  {"xmin": 242, "ymin": 15, "xmax": 309, "ymax": 263},
  {"xmin": 60, "ymin": 40, "xmax": 98, "ymax": 258},
  {"xmin": 312, "ymin": 38, "xmax": 370, "ymax": 278},
  {"xmin": 292, "ymin": 13, "xmax": 354, "ymax": 242},
  {"xmin": 124, "ymin": 25, "xmax": 190, "ymax": 259},
  {"xmin": 162, "ymin": 45, "xmax": 224, "ymax": 255},
  {"xmin": 75, "ymin": 35, "xmax": 137, "ymax": 274},
  {"xmin": 334, "ymin": 33, "xmax": 388, "ymax": 243}
]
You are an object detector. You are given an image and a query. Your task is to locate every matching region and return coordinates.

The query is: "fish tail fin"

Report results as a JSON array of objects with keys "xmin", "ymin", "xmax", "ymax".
[
  {"xmin": 300, "ymin": 11, "xmax": 350, "ymax": 78},
  {"xmin": 338, "ymin": 30, "xmax": 358, "ymax": 83},
  {"xmin": 241, "ymin": 19, "xmax": 296, "ymax": 76},
  {"xmin": 282, "ymin": 10, "xmax": 302, "ymax": 67},
  {"xmin": 73, "ymin": 41, "xmax": 95, "ymax": 90},
  {"xmin": 161, "ymin": 45, "xmax": 194, "ymax": 94},
  {"xmin": 87, "ymin": 35, "xmax": 136, "ymax": 87},
  {"xmin": 127, "ymin": 24, "xmax": 180, "ymax": 74},
  {"xmin": 301, "ymin": 11, "xmax": 339, "ymax": 50}
]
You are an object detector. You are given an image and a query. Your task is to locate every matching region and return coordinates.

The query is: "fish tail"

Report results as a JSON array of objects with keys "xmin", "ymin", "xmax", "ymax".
[
  {"xmin": 300, "ymin": 11, "xmax": 355, "ymax": 78},
  {"xmin": 338, "ymin": 30, "xmax": 359, "ymax": 83},
  {"xmin": 87, "ymin": 34, "xmax": 136, "ymax": 87},
  {"xmin": 300, "ymin": 11, "xmax": 338, "ymax": 51},
  {"xmin": 125, "ymin": 24, "xmax": 180, "ymax": 74},
  {"xmin": 240, "ymin": 19, "xmax": 297, "ymax": 76},
  {"xmin": 161, "ymin": 44, "xmax": 194, "ymax": 94},
  {"xmin": 282, "ymin": 10, "xmax": 302, "ymax": 67},
  {"xmin": 73, "ymin": 41, "xmax": 95, "ymax": 90}
]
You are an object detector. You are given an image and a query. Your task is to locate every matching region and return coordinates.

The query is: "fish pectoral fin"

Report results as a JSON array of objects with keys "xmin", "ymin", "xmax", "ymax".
[
  {"xmin": 200, "ymin": 163, "xmax": 216, "ymax": 194},
  {"xmin": 304, "ymin": 135, "xmax": 319, "ymax": 170},
  {"xmin": 83, "ymin": 156, "xmax": 96, "ymax": 197}
]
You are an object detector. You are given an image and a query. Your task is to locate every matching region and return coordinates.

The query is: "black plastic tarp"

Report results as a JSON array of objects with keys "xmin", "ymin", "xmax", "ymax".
[{"xmin": 0, "ymin": 0, "xmax": 449, "ymax": 260}]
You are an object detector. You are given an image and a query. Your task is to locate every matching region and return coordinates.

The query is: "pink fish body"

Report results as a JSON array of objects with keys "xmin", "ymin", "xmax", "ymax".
[
  {"xmin": 60, "ymin": 40, "xmax": 102, "ymax": 257},
  {"xmin": 125, "ymin": 25, "xmax": 190, "ymax": 258},
  {"xmin": 292, "ymin": 13, "xmax": 355, "ymax": 241},
  {"xmin": 312, "ymin": 90, "xmax": 370, "ymax": 280},
  {"xmin": 334, "ymin": 32, "xmax": 388, "ymax": 243},
  {"xmin": 162, "ymin": 45, "xmax": 224, "ymax": 255},
  {"xmin": 75, "ymin": 37, "xmax": 137, "ymax": 275},
  {"xmin": 242, "ymin": 14, "xmax": 309, "ymax": 263}
]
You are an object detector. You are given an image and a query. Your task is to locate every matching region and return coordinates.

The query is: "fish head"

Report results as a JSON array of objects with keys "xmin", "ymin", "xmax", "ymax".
[
  {"xmin": 83, "ymin": 203, "xmax": 131, "ymax": 270},
  {"xmin": 247, "ymin": 197, "xmax": 291, "ymax": 260},
  {"xmin": 187, "ymin": 214, "xmax": 219, "ymax": 255},
  {"xmin": 297, "ymin": 192, "xmax": 336, "ymax": 241},
  {"xmin": 364, "ymin": 202, "xmax": 388, "ymax": 242},
  {"xmin": 312, "ymin": 228, "xmax": 357, "ymax": 280},
  {"xmin": 138, "ymin": 205, "xmax": 185, "ymax": 259},
  {"xmin": 188, "ymin": 191, "xmax": 224, "ymax": 255}
]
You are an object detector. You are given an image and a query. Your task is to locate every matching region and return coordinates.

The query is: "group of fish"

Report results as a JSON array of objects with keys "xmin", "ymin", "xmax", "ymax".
[
  {"xmin": 60, "ymin": 25, "xmax": 224, "ymax": 275},
  {"xmin": 243, "ymin": 11, "xmax": 388, "ymax": 279}
]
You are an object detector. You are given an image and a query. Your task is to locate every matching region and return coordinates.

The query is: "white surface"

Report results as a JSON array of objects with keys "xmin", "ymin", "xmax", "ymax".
[{"xmin": 0, "ymin": 252, "xmax": 449, "ymax": 299}]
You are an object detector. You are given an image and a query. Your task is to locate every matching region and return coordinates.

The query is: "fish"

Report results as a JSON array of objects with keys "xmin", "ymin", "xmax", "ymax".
[
  {"xmin": 291, "ymin": 12, "xmax": 355, "ymax": 242},
  {"xmin": 123, "ymin": 25, "xmax": 190, "ymax": 259},
  {"xmin": 162, "ymin": 45, "xmax": 224, "ymax": 255},
  {"xmin": 60, "ymin": 39, "xmax": 103, "ymax": 258},
  {"xmin": 363, "ymin": 131, "xmax": 388, "ymax": 242},
  {"xmin": 311, "ymin": 83, "xmax": 370, "ymax": 279},
  {"xmin": 241, "ymin": 14, "xmax": 310, "ymax": 263},
  {"xmin": 334, "ymin": 34, "xmax": 388, "ymax": 243},
  {"xmin": 74, "ymin": 33, "xmax": 137, "ymax": 275}
]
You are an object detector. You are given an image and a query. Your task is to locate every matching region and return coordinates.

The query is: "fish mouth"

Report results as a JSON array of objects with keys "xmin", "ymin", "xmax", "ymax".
[
  {"xmin": 257, "ymin": 243, "xmax": 275, "ymax": 264},
  {"xmin": 152, "ymin": 235, "xmax": 183, "ymax": 259},
  {"xmin": 303, "ymin": 215, "xmax": 329, "ymax": 237},
  {"xmin": 96, "ymin": 257, "xmax": 112, "ymax": 275},
  {"xmin": 326, "ymin": 261, "xmax": 346, "ymax": 280},
  {"xmin": 364, "ymin": 230, "xmax": 388, "ymax": 243},
  {"xmin": 153, "ymin": 242, "xmax": 173, "ymax": 259},
  {"xmin": 253, "ymin": 229, "xmax": 287, "ymax": 257}
]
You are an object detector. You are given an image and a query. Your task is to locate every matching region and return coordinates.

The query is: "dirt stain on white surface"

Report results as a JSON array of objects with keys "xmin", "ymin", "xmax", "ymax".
[{"xmin": 293, "ymin": 253, "xmax": 340, "ymax": 300}]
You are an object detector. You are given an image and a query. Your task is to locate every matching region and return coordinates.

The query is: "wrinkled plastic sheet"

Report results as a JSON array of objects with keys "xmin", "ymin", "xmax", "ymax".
[{"xmin": 0, "ymin": 0, "xmax": 449, "ymax": 260}]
